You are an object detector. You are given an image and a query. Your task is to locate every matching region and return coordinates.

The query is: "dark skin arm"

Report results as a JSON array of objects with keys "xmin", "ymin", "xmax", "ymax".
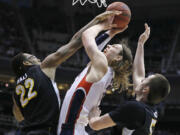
[{"xmin": 40, "ymin": 11, "xmax": 119, "ymax": 80}]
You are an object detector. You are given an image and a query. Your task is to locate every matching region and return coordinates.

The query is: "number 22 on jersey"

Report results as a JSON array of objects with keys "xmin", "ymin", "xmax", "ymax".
[{"xmin": 16, "ymin": 78, "xmax": 37, "ymax": 108}]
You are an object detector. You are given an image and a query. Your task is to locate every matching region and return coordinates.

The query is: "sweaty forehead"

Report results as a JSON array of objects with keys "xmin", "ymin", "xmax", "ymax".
[
  {"xmin": 23, "ymin": 53, "xmax": 36, "ymax": 59},
  {"xmin": 113, "ymin": 44, "xmax": 122, "ymax": 47},
  {"xmin": 113, "ymin": 44, "xmax": 123, "ymax": 53},
  {"xmin": 112, "ymin": 44, "xmax": 122, "ymax": 49}
]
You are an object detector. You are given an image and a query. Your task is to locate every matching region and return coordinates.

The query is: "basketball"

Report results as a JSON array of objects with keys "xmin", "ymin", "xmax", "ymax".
[{"xmin": 106, "ymin": 2, "xmax": 131, "ymax": 29}]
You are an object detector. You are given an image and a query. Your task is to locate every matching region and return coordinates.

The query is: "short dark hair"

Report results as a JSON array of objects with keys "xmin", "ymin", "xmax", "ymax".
[
  {"xmin": 147, "ymin": 74, "xmax": 170, "ymax": 104},
  {"xmin": 11, "ymin": 53, "xmax": 27, "ymax": 77}
]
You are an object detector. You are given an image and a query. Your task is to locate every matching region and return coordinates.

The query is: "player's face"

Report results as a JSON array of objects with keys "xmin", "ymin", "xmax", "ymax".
[
  {"xmin": 135, "ymin": 75, "xmax": 156, "ymax": 94},
  {"xmin": 103, "ymin": 44, "xmax": 123, "ymax": 62},
  {"xmin": 23, "ymin": 53, "xmax": 41, "ymax": 65}
]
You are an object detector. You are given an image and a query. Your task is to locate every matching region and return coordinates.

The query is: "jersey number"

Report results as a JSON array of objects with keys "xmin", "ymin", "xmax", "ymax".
[
  {"xmin": 149, "ymin": 118, "xmax": 157, "ymax": 135},
  {"xmin": 16, "ymin": 78, "xmax": 37, "ymax": 108}
]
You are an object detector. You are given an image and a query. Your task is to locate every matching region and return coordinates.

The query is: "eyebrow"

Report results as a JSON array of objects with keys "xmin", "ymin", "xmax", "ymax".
[
  {"xmin": 27, "ymin": 55, "xmax": 36, "ymax": 60},
  {"xmin": 113, "ymin": 45, "xmax": 119, "ymax": 48}
]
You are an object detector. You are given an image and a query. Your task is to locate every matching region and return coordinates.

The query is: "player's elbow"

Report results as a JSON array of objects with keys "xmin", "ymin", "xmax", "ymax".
[{"xmin": 82, "ymin": 28, "xmax": 93, "ymax": 38}]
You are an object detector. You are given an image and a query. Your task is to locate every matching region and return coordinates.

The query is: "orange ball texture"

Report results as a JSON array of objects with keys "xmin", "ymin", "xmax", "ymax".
[{"xmin": 106, "ymin": 2, "xmax": 131, "ymax": 29}]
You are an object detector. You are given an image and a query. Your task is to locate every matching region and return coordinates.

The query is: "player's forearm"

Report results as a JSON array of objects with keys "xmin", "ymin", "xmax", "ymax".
[
  {"xmin": 89, "ymin": 114, "xmax": 116, "ymax": 131},
  {"xmin": 71, "ymin": 17, "xmax": 99, "ymax": 43},
  {"xmin": 41, "ymin": 16, "xmax": 101, "ymax": 69},
  {"xmin": 133, "ymin": 43, "xmax": 145, "ymax": 81},
  {"xmin": 89, "ymin": 117, "xmax": 102, "ymax": 131},
  {"xmin": 133, "ymin": 23, "xmax": 150, "ymax": 88},
  {"xmin": 82, "ymin": 24, "xmax": 105, "ymax": 48},
  {"xmin": 53, "ymin": 41, "xmax": 81, "ymax": 65},
  {"xmin": 87, "ymin": 24, "xmax": 104, "ymax": 39},
  {"xmin": 41, "ymin": 39, "xmax": 81, "ymax": 68},
  {"xmin": 12, "ymin": 98, "xmax": 24, "ymax": 122}
]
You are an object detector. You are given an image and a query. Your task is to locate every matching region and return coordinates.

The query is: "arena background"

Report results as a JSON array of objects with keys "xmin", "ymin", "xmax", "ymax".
[{"xmin": 0, "ymin": 0, "xmax": 180, "ymax": 134}]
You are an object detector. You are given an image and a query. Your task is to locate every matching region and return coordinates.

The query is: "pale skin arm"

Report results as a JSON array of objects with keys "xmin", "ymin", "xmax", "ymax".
[
  {"xmin": 89, "ymin": 114, "xmax": 116, "ymax": 131},
  {"xmin": 107, "ymin": 26, "xmax": 128, "ymax": 37},
  {"xmin": 82, "ymin": 12, "xmax": 128, "ymax": 82},
  {"xmin": 133, "ymin": 23, "xmax": 150, "ymax": 89},
  {"xmin": 40, "ymin": 11, "xmax": 121, "ymax": 80},
  {"xmin": 81, "ymin": 17, "xmax": 119, "ymax": 82}
]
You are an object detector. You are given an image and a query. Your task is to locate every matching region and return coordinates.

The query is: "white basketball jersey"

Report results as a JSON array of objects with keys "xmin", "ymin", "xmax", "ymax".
[{"xmin": 58, "ymin": 65, "xmax": 113, "ymax": 135}]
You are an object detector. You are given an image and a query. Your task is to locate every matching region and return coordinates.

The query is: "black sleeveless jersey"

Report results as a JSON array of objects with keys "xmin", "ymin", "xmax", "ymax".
[
  {"xmin": 13, "ymin": 65, "xmax": 60, "ymax": 134},
  {"xmin": 109, "ymin": 100, "xmax": 158, "ymax": 135}
]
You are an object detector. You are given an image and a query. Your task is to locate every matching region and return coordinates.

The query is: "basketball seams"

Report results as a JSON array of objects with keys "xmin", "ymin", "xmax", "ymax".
[{"xmin": 106, "ymin": 2, "xmax": 131, "ymax": 28}]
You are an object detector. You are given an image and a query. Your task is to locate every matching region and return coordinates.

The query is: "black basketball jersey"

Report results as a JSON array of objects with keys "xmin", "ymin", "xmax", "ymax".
[
  {"xmin": 109, "ymin": 100, "xmax": 158, "ymax": 135},
  {"xmin": 130, "ymin": 103, "xmax": 158, "ymax": 135},
  {"xmin": 13, "ymin": 65, "xmax": 60, "ymax": 134}
]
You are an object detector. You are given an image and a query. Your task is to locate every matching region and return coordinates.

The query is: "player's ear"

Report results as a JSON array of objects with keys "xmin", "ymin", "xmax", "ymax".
[
  {"xmin": 23, "ymin": 61, "xmax": 33, "ymax": 66},
  {"xmin": 114, "ymin": 55, "xmax": 123, "ymax": 61},
  {"xmin": 142, "ymin": 86, "xmax": 150, "ymax": 94}
]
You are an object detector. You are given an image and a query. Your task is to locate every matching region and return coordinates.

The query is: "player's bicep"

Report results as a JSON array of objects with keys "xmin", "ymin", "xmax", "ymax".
[
  {"xmin": 82, "ymin": 29, "xmax": 108, "ymax": 76},
  {"xmin": 89, "ymin": 114, "xmax": 116, "ymax": 131}
]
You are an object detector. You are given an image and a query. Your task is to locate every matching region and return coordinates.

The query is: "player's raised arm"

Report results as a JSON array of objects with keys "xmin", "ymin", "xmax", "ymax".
[
  {"xmin": 133, "ymin": 23, "xmax": 150, "ymax": 89},
  {"xmin": 81, "ymin": 17, "xmax": 118, "ymax": 81},
  {"xmin": 39, "ymin": 11, "xmax": 121, "ymax": 80},
  {"xmin": 40, "ymin": 11, "xmax": 120, "ymax": 69}
]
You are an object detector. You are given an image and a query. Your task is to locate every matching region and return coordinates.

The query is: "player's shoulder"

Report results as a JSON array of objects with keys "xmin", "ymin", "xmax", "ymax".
[
  {"xmin": 129, "ymin": 101, "xmax": 158, "ymax": 120},
  {"xmin": 111, "ymin": 100, "xmax": 146, "ymax": 116},
  {"xmin": 109, "ymin": 100, "xmax": 146, "ymax": 126},
  {"xmin": 118, "ymin": 100, "xmax": 146, "ymax": 116},
  {"xmin": 124, "ymin": 100, "xmax": 146, "ymax": 109}
]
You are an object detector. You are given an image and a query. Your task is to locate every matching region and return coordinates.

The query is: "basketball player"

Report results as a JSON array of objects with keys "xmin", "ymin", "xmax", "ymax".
[
  {"xmin": 58, "ymin": 16, "xmax": 133, "ymax": 135},
  {"xmin": 88, "ymin": 23, "xmax": 171, "ymax": 135},
  {"xmin": 11, "ymin": 11, "xmax": 119, "ymax": 135}
]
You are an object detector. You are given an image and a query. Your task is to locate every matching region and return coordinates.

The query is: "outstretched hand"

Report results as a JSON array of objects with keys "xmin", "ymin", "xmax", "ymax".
[
  {"xmin": 109, "ymin": 25, "xmax": 128, "ymax": 36},
  {"xmin": 138, "ymin": 23, "xmax": 150, "ymax": 45},
  {"xmin": 98, "ymin": 11, "xmax": 123, "ymax": 31},
  {"xmin": 95, "ymin": 11, "xmax": 122, "ymax": 23}
]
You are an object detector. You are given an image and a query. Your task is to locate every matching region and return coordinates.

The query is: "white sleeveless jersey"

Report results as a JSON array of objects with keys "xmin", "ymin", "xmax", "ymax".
[{"xmin": 58, "ymin": 66, "xmax": 113, "ymax": 135}]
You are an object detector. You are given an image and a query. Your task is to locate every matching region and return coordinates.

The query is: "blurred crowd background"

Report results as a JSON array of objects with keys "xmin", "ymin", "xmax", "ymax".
[{"xmin": 0, "ymin": 0, "xmax": 180, "ymax": 134}]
